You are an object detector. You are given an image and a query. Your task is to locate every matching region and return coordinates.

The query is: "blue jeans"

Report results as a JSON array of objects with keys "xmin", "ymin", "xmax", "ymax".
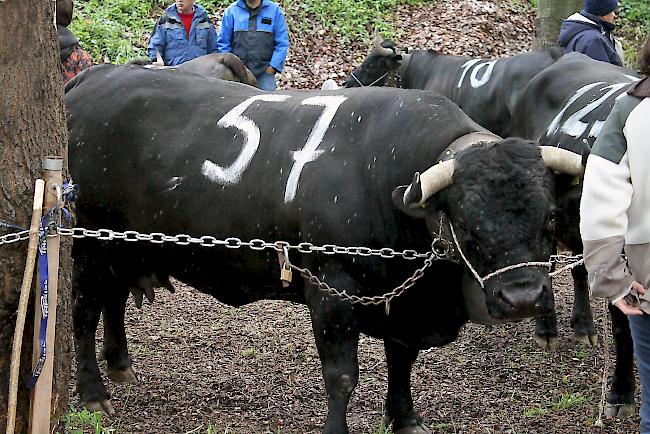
[
  {"xmin": 256, "ymin": 72, "xmax": 277, "ymax": 91},
  {"xmin": 629, "ymin": 314, "xmax": 650, "ymax": 433}
]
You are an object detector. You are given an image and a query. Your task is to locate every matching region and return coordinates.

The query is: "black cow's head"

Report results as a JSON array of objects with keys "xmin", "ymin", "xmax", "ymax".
[
  {"xmin": 344, "ymin": 34, "xmax": 402, "ymax": 88},
  {"xmin": 393, "ymin": 139, "xmax": 583, "ymax": 321}
]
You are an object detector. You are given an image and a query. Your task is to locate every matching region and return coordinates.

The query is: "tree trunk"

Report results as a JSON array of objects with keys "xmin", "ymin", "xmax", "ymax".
[
  {"xmin": 534, "ymin": 0, "xmax": 583, "ymax": 49},
  {"xmin": 0, "ymin": 0, "xmax": 72, "ymax": 432}
]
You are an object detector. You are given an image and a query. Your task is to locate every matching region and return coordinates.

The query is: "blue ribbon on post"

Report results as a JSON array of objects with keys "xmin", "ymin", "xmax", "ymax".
[{"xmin": 26, "ymin": 216, "xmax": 50, "ymax": 389}]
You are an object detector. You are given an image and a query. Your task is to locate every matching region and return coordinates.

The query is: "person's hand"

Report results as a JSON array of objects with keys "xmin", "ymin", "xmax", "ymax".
[
  {"xmin": 614, "ymin": 281, "xmax": 646, "ymax": 315},
  {"xmin": 265, "ymin": 66, "xmax": 276, "ymax": 75}
]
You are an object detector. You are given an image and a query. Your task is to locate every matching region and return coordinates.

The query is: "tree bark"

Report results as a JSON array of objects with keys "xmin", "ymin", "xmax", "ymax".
[
  {"xmin": 0, "ymin": 0, "xmax": 72, "ymax": 432},
  {"xmin": 534, "ymin": 0, "xmax": 583, "ymax": 49}
]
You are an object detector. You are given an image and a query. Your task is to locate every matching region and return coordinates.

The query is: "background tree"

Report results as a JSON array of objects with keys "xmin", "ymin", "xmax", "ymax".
[
  {"xmin": 535, "ymin": 0, "xmax": 583, "ymax": 49},
  {"xmin": 0, "ymin": 0, "xmax": 72, "ymax": 431}
]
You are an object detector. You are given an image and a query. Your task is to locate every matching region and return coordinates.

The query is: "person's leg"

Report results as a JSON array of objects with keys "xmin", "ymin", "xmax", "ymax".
[
  {"xmin": 256, "ymin": 72, "xmax": 277, "ymax": 91},
  {"xmin": 628, "ymin": 314, "xmax": 650, "ymax": 433}
]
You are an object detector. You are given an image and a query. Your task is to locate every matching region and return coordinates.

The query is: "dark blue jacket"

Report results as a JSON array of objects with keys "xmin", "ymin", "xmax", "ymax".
[
  {"xmin": 148, "ymin": 4, "xmax": 218, "ymax": 66},
  {"xmin": 558, "ymin": 12, "xmax": 622, "ymax": 66},
  {"xmin": 217, "ymin": 0, "xmax": 289, "ymax": 77}
]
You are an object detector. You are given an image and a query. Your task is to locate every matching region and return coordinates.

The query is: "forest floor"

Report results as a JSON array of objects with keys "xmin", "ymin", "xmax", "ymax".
[{"xmin": 67, "ymin": 0, "xmax": 642, "ymax": 432}]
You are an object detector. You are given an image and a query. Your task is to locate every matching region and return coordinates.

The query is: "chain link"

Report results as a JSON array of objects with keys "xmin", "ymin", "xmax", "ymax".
[
  {"xmin": 289, "ymin": 253, "xmax": 438, "ymax": 313},
  {"xmin": 0, "ymin": 230, "xmax": 31, "ymax": 246},
  {"xmin": 3, "ymin": 225, "xmax": 590, "ymax": 312},
  {"xmin": 55, "ymin": 227, "xmax": 433, "ymax": 259}
]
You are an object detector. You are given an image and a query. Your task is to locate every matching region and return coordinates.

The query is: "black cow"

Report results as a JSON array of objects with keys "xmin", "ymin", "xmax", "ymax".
[
  {"xmin": 66, "ymin": 64, "xmax": 581, "ymax": 433},
  {"xmin": 127, "ymin": 52, "xmax": 259, "ymax": 87},
  {"xmin": 347, "ymin": 41, "xmax": 641, "ymax": 418},
  {"xmin": 344, "ymin": 36, "xmax": 564, "ymax": 137},
  {"xmin": 511, "ymin": 53, "xmax": 640, "ymax": 418}
]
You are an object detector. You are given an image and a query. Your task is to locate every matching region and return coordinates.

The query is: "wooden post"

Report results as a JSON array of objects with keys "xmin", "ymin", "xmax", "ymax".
[
  {"xmin": 5, "ymin": 179, "xmax": 45, "ymax": 434},
  {"xmin": 28, "ymin": 157, "xmax": 63, "ymax": 434}
]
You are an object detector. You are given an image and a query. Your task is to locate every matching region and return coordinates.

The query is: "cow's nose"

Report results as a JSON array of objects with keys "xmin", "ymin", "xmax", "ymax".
[{"xmin": 496, "ymin": 278, "xmax": 552, "ymax": 315}]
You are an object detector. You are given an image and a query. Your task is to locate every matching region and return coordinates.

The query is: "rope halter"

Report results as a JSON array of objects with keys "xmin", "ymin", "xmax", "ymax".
[{"xmin": 447, "ymin": 219, "xmax": 552, "ymax": 289}]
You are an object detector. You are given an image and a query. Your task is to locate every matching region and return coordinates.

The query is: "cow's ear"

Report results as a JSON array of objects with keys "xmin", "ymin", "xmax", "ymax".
[{"xmin": 391, "ymin": 186, "xmax": 437, "ymax": 218}]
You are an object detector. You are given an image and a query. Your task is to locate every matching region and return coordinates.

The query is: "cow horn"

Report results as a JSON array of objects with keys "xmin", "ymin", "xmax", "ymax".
[
  {"xmin": 372, "ymin": 32, "xmax": 394, "ymax": 58},
  {"xmin": 540, "ymin": 146, "xmax": 584, "ymax": 176},
  {"xmin": 403, "ymin": 160, "xmax": 455, "ymax": 207}
]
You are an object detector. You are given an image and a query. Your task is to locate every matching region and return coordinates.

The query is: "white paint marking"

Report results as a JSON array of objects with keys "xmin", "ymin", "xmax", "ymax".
[
  {"xmin": 469, "ymin": 60, "xmax": 498, "ymax": 88},
  {"xmin": 546, "ymin": 82, "xmax": 603, "ymax": 137},
  {"xmin": 457, "ymin": 59, "xmax": 482, "ymax": 88},
  {"xmin": 202, "ymin": 94, "xmax": 291, "ymax": 184},
  {"xmin": 284, "ymin": 95, "xmax": 348, "ymax": 203},
  {"xmin": 559, "ymin": 83, "xmax": 629, "ymax": 138}
]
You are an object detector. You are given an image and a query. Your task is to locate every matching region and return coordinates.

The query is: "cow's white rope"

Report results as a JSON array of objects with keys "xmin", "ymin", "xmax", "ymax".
[
  {"xmin": 448, "ymin": 221, "xmax": 552, "ymax": 289},
  {"xmin": 350, "ymin": 72, "xmax": 388, "ymax": 87}
]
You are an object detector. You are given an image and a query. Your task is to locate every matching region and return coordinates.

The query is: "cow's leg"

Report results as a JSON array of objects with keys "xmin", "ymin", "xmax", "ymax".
[
  {"xmin": 534, "ymin": 239, "xmax": 559, "ymax": 350},
  {"xmin": 569, "ymin": 264, "xmax": 597, "ymax": 345},
  {"xmin": 605, "ymin": 304, "xmax": 636, "ymax": 418},
  {"xmin": 102, "ymin": 287, "xmax": 137, "ymax": 383},
  {"xmin": 534, "ymin": 308, "xmax": 559, "ymax": 350},
  {"xmin": 306, "ymin": 264, "xmax": 360, "ymax": 434},
  {"xmin": 384, "ymin": 341, "xmax": 428, "ymax": 434},
  {"xmin": 73, "ymin": 255, "xmax": 115, "ymax": 415}
]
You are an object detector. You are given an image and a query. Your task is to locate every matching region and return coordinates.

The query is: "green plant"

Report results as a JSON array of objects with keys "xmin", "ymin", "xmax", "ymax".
[
  {"xmin": 552, "ymin": 392, "xmax": 587, "ymax": 411},
  {"xmin": 70, "ymin": 0, "xmax": 161, "ymax": 63},
  {"xmin": 242, "ymin": 347, "xmax": 257, "ymax": 358},
  {"xmin": 523, "ymin": 406, "xmax": 548, "ymax": 417},
  {"xmin": 375, "ymin": 415, "xmax": 393, "ymax": 434},
  {"xmin": 61, "ymin": 407, "xmax": 115, "ymax": 434}
]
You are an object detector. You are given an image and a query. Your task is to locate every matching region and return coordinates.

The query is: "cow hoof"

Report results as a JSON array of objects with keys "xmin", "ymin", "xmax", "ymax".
[
  {"xmin": 604, "ymin": 402, "xmax": 636, "ymax": 419},
  {"xmin": 84, "ymin": 399, "xmax": 116, "ymax": 416},
  {"xmin": 573, "ymin": 332, "xmax": 598, "ymax": 347},
  {"xmin": 534, "ymin": 335, "xmax": 559, "ymax": 351},
  {"xmin": 395, "ymin": 424, "xmax": 431, "ymax": 434},
  {"xmin": 107, "ymin": 366, "xmax": 137, "ymax": 383}
]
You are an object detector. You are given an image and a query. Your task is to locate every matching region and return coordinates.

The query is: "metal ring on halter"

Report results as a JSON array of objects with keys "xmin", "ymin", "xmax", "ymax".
[{"xmin": 431, "ymin": 238, "xmax": 451, "ymax": 258}]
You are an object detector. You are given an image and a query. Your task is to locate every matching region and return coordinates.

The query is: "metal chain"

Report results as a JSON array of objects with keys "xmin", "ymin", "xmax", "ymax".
[
  {"xmin": 0, "ymin": 230, "xmax": 30, "ymax": 246},
  {"xmin": 54, "ymin": 227, "xmax": 431, "ymax": 259},
  {"xmin": 288, "ymin": 251, "xmax": 439, "ymax": 315}
]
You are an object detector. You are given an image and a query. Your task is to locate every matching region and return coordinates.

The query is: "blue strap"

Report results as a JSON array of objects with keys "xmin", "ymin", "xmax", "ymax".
[
  {"xmin": 0, "ymin": 220, "xmax": 27, "ymax": 231},
  {"xmin": 26, "ymin": 216, "xmax": 50, "ymax": 389}
]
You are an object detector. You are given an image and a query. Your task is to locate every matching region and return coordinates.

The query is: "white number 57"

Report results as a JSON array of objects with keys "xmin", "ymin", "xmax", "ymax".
[{"xmin": 201, "ymin": 94, "xmax": 348, "ymax": 204}]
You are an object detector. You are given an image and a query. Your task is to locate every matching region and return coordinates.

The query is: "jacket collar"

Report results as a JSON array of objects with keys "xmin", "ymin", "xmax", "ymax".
[
  {"xmin": 569, "ymin": 11, "xmax": 616, "ymax": 32},
  {"xmin": 629, "ymin": 77, "xmax": 650, "ymax": 98}
]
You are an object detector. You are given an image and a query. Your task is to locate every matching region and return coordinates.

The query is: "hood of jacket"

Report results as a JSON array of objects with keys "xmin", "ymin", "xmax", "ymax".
[
  {"xmin": 57, "ymin": 24, "xmax": 78, "ymax": 50},
  {"xmin": 558, "ymin": 12, "xmax": 613, "ymax": 46}
]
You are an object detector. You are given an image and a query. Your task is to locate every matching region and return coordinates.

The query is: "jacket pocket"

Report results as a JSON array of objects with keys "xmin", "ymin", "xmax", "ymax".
[{"xmin": 195, "ymin": 28, "xmax": 209, "ymax": 50}]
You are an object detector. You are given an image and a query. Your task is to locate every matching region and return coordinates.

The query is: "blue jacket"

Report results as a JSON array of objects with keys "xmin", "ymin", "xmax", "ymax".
[
  {"xmin": 558, "ymin": 11, "xmax": 622, "ymax": 66},
  {"xmin": 148, "ymin": 4, "xmax": 218, "ymax": 66},
  {"xmin": 217, "ymin": 0, "xmax": 289, "ymax": 77}
]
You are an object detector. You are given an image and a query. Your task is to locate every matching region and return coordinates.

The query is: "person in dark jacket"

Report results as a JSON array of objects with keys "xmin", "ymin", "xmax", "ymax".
[
  {"xmin": 558, "ymin": 0, "xmax": 622, "ymax": 66},
  {"xmin": 57, "ymin": 0, "xmax": 93, "ymax": 83},
  {"xmin": 558, "ymin": 0, "xmax": 623, "ymax": 66},
  {"xmin": 217, "ymin": 0, "xmax": 289, "ymax": 91},
  {"xmin": 148, "ymin": 0, "xmax": 219, "ymax": 66}
]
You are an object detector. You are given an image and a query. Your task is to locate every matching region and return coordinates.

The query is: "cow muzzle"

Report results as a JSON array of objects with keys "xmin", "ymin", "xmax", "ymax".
[{"xmin": 484, "ymin": 267, "xmax": 553, "ymax": 320}]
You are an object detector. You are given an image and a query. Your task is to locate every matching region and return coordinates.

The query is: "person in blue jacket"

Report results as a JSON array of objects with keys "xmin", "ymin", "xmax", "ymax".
[
  {"xmin": 217, "ymin": 0, "xmax": 289, "ymax": 91},
  {"xmin": 558, "ymin": 0, "xmax": 622, "ymax": 66},
  {"xmin": 148, "ymin": 0, "xmax": 219, "ymax": 66}
]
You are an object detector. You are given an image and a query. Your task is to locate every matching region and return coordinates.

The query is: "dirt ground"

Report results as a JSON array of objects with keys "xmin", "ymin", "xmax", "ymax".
[{"xmin": 68, "ymin": 0, "xmax": 642, "ymax": 432}]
